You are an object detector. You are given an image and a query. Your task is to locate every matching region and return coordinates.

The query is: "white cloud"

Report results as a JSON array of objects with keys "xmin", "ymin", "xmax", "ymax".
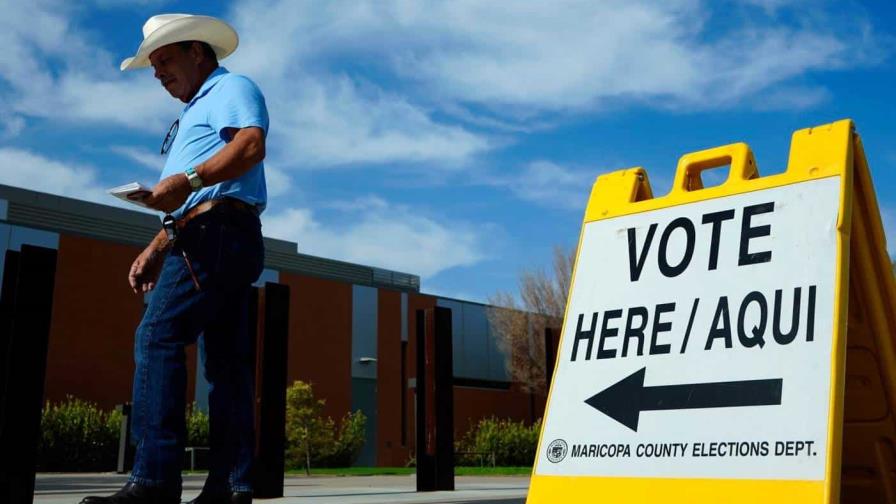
[
  {"xmin": 422, "ymin": 285, "xmax": 487, "ymax": 304},
  {"xmin": 55, "ymin": 73, "xmax": 179, "ymax": 131},
  {"xmin": 223, "ymin": 1, "xmax": 495, "ymax": 168},
  {"xmin": 228, "ymin": 0, "xmax": 880, "ymax": 123},
  {"xmin": 110, "ymin": 145, "xmax": 163, "ymax": 171},
  {"xmin": 261, "ymin": 74, "xmax": 491, "ymax": 167},
  {"xmin": 0, "ymin": 0, "xmax": 886, "ymax": 185},
  {"xmin": 737, "ymin": 0, "xmax": 799, "ymax": 14},
  {"xmin": 0, "ymin": 148, "xmax": 108, "ymax": 204},
  {"xmin": 0, "ymin": 111, "xmax": 25, "ymax": 139},
  {"xmin": 0, "ymin": 147, "xmax": 159, "ymax": 215},
  {"xmin": 0, "ymin": 0, "xmax": 492, "ymax": 167},
  {"xmin": 0, "ymin": 0, "xmax": 883, "ymax": 174},
  {"xmin": 482, "ymin": 160, "xmax": 596, "ymax": 209},
  {"xmin": 91, "ymin": 0, "xmax": 170, "ymax": 7},
  {"xmin": 410, "ymin": 3, "xmax": 863, "ymax": 113},
  {"xmin": 752, "ymin": 86, "xmax": 832, "ymax": 111},
  {"xmin": 262, "ymin": 198, "xmax": 486, "ymax": 278},
  {"xmin": 263, "ymin": 164, "xmax": 292, "ymax": 198},
  {"xmin": 0, "ymin": 0, "xmax": 179, "ymax": 134},
  {"xmin": 323, "ymin": 195, "xmax": 390, "ymax": 213}
]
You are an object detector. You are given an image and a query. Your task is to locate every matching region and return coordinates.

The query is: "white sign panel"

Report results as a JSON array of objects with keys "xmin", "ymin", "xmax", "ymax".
[{"xmin": 537, "ymin": 176, "xmax": 840, "ymax": 481}]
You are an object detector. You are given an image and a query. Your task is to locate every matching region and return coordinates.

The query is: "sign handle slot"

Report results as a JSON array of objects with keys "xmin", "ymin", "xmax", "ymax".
[{"xmin": 672, "ymin": 143, "xmax": 759, "ymax": 193}]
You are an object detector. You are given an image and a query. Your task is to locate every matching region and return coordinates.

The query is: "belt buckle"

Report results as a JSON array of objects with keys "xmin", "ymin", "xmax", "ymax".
[{"xmin": 162, "ymin": 214, "xmax": 178, "ymax": 243}]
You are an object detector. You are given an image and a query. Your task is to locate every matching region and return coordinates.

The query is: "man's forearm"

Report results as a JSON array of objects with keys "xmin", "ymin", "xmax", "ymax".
[
  {"xmin": 138, "ymin": 127, "xmax": 265, "ymax": 214},
  {"xmin": 149, "ymin": 228, "xmax": 170, "ymax": 253},
  {"xmin": 194, "ymin": 127, "xmax": 265, "ymax": 186}
]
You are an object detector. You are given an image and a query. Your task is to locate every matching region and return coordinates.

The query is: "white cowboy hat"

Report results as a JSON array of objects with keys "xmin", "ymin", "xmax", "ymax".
[{"xmin": 120, "ymin": 14, "xmax": 238, "ymax": 71}]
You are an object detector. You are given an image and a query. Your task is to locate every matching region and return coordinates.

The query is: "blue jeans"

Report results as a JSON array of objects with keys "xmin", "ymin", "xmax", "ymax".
[{"xmin": 128, "ymin": 205, "xmax": 264, "ymax": 495}]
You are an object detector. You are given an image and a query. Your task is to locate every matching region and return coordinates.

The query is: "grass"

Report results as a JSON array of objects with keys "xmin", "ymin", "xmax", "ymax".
[
  {"xmin": 286, "ymin": 467, "xmax": 415, "ymax": 476},
  {"xmin": 283, "ymin": 466, "xmax": 532, "ymax": 477},
  {"xmin": 455, "ymin": 466, "xmax": 531, "ymax": 476}
]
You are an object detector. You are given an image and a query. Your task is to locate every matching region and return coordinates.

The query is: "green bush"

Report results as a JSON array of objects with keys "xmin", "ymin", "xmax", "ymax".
[
  {"xmin": 37, "ymin": 397, "xmax": 213, "ymax": 471},
  {"xmin": 325, "ymin": 408, "xmax": 366, "ymax": 467},
  {"xmin": 285, "ymin": 381, "xmax": 366, "ymax": 472},
  {"xmin": 36, "ymin": 396, "xmax": 122, "ymax": 471},
  {"xmin": 186, "ymin": 402, "xmax": 209, "ymax": 447},
  {"xmin": 456, "ymin": 417, "xmax": 541, "ymax": 467}
]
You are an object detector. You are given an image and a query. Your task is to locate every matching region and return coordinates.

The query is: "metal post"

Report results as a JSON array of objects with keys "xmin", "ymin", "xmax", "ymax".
[
  {"xmin": 0, "ymin": 250, "xmax": 21, "ymax": 430},
  {"xmin": 415, "ymin": 309, "xmax": 435, "ymax": 491},
  {"xmin": 415, "ymin": 307, "xmax": 454, "ymax": 492},
  {"xmin": 254, "ymin": 282, "xmax": 289, "ymax": 499},
  {"xmin": 432, "ymin": 306, "xmax": 454, "ymax": 491},
  {"xmin": 116, "ymin": 403, "xmax": 134, "ymax": 473},
  {"xmin": 0, "ymin": 245, "xmax": 58, "ymax": 504}
]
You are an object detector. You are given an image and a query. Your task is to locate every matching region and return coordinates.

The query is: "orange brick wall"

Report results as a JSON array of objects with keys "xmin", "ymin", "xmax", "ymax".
[
  {"xmin": 279, "ymin": 272, "xmax": 352, "ymax": 420},
  {"xmin": 45, "ymin": 234, "xmax": 199, "ymax": 410}
]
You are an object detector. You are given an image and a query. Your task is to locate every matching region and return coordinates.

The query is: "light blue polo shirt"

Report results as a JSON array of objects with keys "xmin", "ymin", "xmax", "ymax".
[{"xmin": 161, "ymin": 66, "xmax": 269, "ymax": 218}]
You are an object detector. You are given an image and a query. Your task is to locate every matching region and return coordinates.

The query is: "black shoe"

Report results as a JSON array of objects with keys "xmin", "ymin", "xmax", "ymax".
[
  {"xmin": 186, "ymin": 489, "xmax": 252, "ymax": 504},
  {"xmin": 79, "ymin": 481, "xmax": 180, "ymax": 504}
]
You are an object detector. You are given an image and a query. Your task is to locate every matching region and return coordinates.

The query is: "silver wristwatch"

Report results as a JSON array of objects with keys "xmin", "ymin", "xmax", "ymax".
[{"xmin": 185, "ymin": 166, "xmax": 203, "ymax": 192}]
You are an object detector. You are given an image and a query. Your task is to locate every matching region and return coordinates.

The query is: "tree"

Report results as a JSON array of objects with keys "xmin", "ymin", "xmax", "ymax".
[
  {"xmin": 285, "ymin": 381, "xmax": 366, "ymax": 473},
  {"xmin": 487, "ymin": 246, "xmax": 575, "ymax": 393}
]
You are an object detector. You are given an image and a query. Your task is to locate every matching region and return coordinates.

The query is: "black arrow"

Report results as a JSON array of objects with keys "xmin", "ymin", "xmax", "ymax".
[{"xmin": 584, "ymin": 367, "xmax": 783, "ymax": 432}]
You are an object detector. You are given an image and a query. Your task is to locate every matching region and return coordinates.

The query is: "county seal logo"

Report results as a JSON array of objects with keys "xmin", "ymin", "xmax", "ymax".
[{"xmin": 546, "ymin": 439, "xmax": 568, "ymax": 463}]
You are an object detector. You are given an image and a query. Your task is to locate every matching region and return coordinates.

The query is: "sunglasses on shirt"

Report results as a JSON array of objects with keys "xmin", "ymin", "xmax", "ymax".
[{"xmin": 161, "ymin": 119, "xmax": 179, "ymax": 155}]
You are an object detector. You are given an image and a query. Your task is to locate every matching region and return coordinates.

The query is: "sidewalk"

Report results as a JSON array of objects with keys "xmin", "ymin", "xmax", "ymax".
[{"xmin": 35, "ymin": 473, "xmax": 529, "ymax": 504}]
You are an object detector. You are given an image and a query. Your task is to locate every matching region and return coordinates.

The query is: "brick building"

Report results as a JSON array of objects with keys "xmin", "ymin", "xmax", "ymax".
[{"xmin": 0, "ymin": 184, "xmax": 546, "ymax": 467}]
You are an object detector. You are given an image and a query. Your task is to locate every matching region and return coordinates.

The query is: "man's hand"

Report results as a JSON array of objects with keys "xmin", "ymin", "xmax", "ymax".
[
  {"xmin": 139, "ymin": 173, "xmax": 192, "ymax": 213},
  {"xmin": 129, "ymin": 245, "xmax": 165, "ymax": 294}
]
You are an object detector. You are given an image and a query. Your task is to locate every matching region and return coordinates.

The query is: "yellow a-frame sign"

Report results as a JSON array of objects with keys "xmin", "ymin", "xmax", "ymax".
[{"xmin": 528, "ymin": 119, "xmax": 896, "ymax": 503}]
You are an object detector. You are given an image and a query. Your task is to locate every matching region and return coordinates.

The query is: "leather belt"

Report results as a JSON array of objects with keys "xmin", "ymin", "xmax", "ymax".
[{"xmin": 177, "ymin": 198, "xmax": 259, "ymax": 230}]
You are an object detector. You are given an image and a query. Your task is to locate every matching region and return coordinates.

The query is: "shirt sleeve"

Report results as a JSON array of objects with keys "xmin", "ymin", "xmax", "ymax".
[{"xmin": 208, "ymin": 75, "xmax": 270, "ymax": 140}]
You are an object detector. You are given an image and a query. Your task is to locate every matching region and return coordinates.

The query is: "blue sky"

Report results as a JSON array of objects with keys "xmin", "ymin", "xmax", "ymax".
[{"xmin": 0, "ymin": 0, "xmax": 893, "ymax": 303}]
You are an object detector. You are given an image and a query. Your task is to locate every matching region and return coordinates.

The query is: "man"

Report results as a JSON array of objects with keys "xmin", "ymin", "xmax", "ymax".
[{"xmin": 81, "ymin": 14, "xmax": 268, "ymax": 504}]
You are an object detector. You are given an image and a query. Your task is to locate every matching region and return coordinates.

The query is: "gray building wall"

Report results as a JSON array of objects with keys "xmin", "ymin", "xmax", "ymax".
[
  {"xmin": 436, "ymin": 298, "xmax": 509, "ymax": 383},
  {"xmin": 351, "ymin": 285, "xmax": 378, "ymax": 466},
  {"xmin": 0, "ymin": 217, "xmax": 60, "ymax": 289}
]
